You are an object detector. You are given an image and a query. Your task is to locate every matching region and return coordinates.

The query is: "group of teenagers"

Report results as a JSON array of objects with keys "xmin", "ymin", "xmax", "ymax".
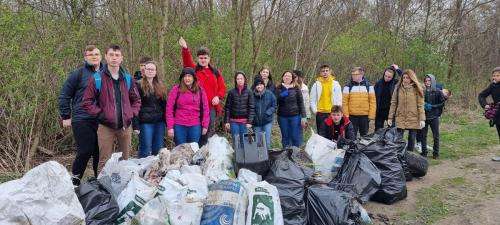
[{"xmin": 59, "ymin": 38, "xmax": 453, "ymax": 185}]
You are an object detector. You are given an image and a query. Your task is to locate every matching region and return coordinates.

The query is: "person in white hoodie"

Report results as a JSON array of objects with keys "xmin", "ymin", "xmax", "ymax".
[{"xmin": 309, "ymin": 64, "xmax": 342, "ymax": 131}]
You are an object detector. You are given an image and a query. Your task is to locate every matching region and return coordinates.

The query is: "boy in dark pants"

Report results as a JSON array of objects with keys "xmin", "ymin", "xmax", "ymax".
[
  {"xmin": 342, "ymin": 67, "xmax": 376, "ymax": 137},
  {"xmin": 58, "ymin": 45, "xmax": 103, "ymax": 185},
  {"xmin": 422, "ymin": 74, "xmax": 445, "ymax": 159},
  {"xmin": 478, "ymin": 67, "xmax": 500, "ymax": 161}
]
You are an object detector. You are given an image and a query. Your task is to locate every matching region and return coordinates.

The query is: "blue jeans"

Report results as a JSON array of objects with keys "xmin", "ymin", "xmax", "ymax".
[
  {"xmin": 254, "ymin": 122, "xmax": 273, "ymax": 150},
  {"xmin": 278, "ymin": 115, "xmax": 301, "ymax": 148},
  {"xmin": 139, "ymin": 122, "xmax": 165, "ymax": 158},
  {"xmin": 230, "ymin": 122, "xmax": 247, "ymax": 147},
  {"xmin": 174, "ymin": 124, "xmax": 202, "ymax": 146}
]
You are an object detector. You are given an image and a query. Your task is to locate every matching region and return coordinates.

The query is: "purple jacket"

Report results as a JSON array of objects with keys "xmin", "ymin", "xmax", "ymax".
[
  {"xmin": 82, "ymin": 67, "xmax": 141, "ymax": 129},
  {"xmin": 166, "ymin": 85, "xmax": 209, "ymax": 129}
]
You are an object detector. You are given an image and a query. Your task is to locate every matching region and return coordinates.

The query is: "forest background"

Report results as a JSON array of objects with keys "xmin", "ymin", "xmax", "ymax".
[{"xmin": 0, "ymin": 0, "xmax": 498, "ymax": 174}]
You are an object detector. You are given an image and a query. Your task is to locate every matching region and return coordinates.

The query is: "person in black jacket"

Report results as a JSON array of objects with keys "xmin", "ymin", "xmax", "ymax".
[
  {"xmin": 479, "ymin": 67, "xmax": 500, "ymax": 143},
  {"xmin": 251, "ymin": 65, "xmax": 276, "ymax": 94},
  {"xmin": 253, "ymin": 77, "xmax": 277, "ymax": 150},
  {"xmin": 133, "ymin": 56, "xmax": 152, "ymax": 81},
  {"xmin": 225, "ymin": 71, "xmax": 255, "ymax": 146},
  {"xmin": 58, "ymin": 45, "xmax": 103, "ymax": 185},
  {"xmin": 421, "ymin": 74, "xmax": 445, "ymax": 159},
  {"xmin": 374, "ymin": 66, "xmax": 399, "ymax": 131},
  {"xmin": 136, "ymin": 61, "xmax": 167, "ymax": 158},
  {"xmin": 318, "ymin": 105, "xmax": 355, "ymax": 148},
  {"xmin": 275, "ymin": 71, "xmax": 307, "ymax": 148}
]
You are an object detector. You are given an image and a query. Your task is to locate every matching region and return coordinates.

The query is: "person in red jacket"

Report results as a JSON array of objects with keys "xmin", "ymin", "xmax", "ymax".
[
  {"xmin": 82, "ymin": 44, "xmax": 141, "ymax": 171},
  {"xmin": 318, "ymin": 105, "xmax": 355, "ymax": 148},
  {"xmin": 178, "ymin": 37, "xmax": 226, "ymax": 146}
]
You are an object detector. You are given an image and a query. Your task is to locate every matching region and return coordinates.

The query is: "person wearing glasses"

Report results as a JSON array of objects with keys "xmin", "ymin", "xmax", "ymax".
[
  {"xmin": 58, "ymin": 45, "xmax": 103, "ymax": 185},
  {"xmin": 135, "ymin": 61, "xmax": 167, "ymax": 158},
  {"xmin": 342, "ymin": 67, "xmax": 376, "ymax": 137},
  {"xmin": 82, "ymin": 44, "xmax": 141, "ymax": 171},
  {"xmin": 178, "ymin": 37, "xmax": 226, "ymax": 146},
  {"xmin": 309, "ymin": 64, "xmax": 342, "ymax": 132}
]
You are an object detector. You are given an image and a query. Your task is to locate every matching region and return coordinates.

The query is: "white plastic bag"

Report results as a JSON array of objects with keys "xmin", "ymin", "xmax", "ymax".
[
  {"xmin": 202, "ymin": 135, "xmax": 236, "ymax": 183},
  {"xmin": 157, "ymin": 176, "xmax": 205, "ymax": 225},
  {"xmin": 98, "ymin": 153, "xmax": 143, "ymax": 196},
  {"xmin": 200, "ymin": 179, "xmax": 248, "ymax": 225},
  {"xmin": 0, "ymin": 161, "xmax": 85, "ymax": 225},
  {"xmin": 305, "ymin": 133, "xmax": 345, "ymax": 182},
  {"xmin": 115, "ymin": 173, "xmax": 157, "ymax": 224},
  {"xmin": 179, "ymin": 173, "xmax": 209, "ymax": 202},
  {"xmin": 131, "ymin": 197, "xmax": 171, "ymax": 225},
  {"xmin": 180, "ymin": 164, "xmax": 202, "ymax": 175},
  {"xmin": 245, "ymin": 181, "xmax": 284, "ymax": 225}
]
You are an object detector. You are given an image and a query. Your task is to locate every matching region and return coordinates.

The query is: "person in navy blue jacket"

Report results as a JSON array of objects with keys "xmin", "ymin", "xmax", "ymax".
[
  {"xmin": 374, "ymin": 66, "xmax": 399, "ymax": 131},
  {"xmin": 252, "ymin": 77, "xmax": 277, "ymax": 150},
  {"xmin": 58, "ymin": 45, "xmax": 103, "ymax": 185}
]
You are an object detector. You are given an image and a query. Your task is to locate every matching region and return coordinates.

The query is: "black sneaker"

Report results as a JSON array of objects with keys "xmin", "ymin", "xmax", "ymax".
[{"xmin": 432, "ymin": 155, "xmax": 439, "ymax": 160}]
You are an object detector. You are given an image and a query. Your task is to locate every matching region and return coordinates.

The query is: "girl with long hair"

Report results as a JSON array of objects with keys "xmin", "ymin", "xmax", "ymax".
[
  {"xmin": 388, "ymin": 69, "xmax": 425, "ymax": 151},
  {"xmin": 136, "ymin": 61, "xmax": 167, "ymax": 157},
  {"xmin": 166, "ymin": 67, "xmax": 209, "ymax": 145},
  {"xmin": 275, "ymin": 71, "xmax": 307, "ymax": 148}
]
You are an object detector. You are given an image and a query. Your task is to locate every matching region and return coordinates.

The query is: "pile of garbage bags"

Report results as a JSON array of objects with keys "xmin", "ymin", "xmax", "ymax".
[{"xmin": 0, "ymin": 127, "xmax": 429, "ymax": 225}]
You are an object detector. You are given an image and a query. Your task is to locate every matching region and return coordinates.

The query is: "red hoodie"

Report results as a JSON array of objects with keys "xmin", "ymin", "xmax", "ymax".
[{"xmin": 181, "ymin": 47, "xmax": 226, "ymax": 115}]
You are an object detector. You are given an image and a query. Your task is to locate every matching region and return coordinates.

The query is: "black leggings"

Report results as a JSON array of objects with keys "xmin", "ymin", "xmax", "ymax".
[
  {"xmin": 71, "ymin": 120, "xmax": 99, "ymax": 184},
  {"xmin": 398, "ymin": 128, "xmax": 417, "ymax": 151}
]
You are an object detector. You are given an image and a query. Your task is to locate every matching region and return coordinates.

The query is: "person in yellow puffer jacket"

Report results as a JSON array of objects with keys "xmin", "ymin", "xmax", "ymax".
[
  {"xmin": 309, "ymin": 64, "xmax": 343, "ymax": 131},
  {"xmin": 342, "ymin": 67, "xmax": 376, "ymax": 137}
]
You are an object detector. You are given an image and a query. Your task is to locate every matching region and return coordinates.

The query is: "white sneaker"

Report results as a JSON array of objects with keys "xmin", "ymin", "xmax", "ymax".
[{"xmin": 415, "ymin": 142, "xmax": 422, "ymax": 153}]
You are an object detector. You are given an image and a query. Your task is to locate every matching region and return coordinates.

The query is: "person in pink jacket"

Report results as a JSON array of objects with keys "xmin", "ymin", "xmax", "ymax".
[{"xmin": 166, "ymin": 67, "xmax": 210, "ymax": 145}]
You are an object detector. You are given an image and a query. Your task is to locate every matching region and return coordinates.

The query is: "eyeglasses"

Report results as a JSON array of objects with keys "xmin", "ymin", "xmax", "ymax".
[{"xmin": 86, "ymin": 53, "xmax": 100, "ymax": 57}]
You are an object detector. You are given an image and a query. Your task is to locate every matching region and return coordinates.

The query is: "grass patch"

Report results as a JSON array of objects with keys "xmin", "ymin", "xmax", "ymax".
[
  {"xmin": 400, "ymin": 177, "xmax": 467, "ymax": 225},
  {"xmin": 433, "ymin": 111, "xmax": 498, "ymax": 160},
  {"xmin": 0, "ymin": 173, "xmax": 21, "ymax": 184}
]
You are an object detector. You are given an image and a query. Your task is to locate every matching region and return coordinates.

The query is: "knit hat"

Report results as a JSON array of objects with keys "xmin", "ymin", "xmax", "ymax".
[
  {"xmin": 254, "ymin": 77, "xmax": 265, "ymax": 86},
  {"xmin": 179, "ymin": 67, "xmax": 197, "ymax": 82},
  {"xmin": 293, "ymin": 69, "xmax": 304, "ymax": 78}
]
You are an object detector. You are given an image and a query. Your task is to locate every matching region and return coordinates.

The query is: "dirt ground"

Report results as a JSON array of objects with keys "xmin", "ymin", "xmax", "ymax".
[{"xmin": 364, "ymin": 145, "xmax": 500, "ymax": 225}]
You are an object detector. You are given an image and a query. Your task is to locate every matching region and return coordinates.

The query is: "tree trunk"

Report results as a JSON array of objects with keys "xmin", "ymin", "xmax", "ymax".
[
  {"xmin": 121, "ymin": 0, "xmax": 134, "ymax": 70},
  {"xmin": 158, "ymin": 0, "xmax": 168, "ymax": 75}
]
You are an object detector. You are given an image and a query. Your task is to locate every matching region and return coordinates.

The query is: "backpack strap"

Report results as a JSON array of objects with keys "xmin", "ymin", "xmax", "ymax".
[
  {"xmin": 94, "ymin": 71, "xmax": 102, "ymax": 93},
  {"xmin": 173, "ymin": 86, "xmax": 204, "ymax": 123},
  {"xmin": 199, "ymin": 90, "xmax": 204, "ymax": 123},
  {"xmin": 95, "ymin": 72, "xmax": 131, "ymax": 93},
  {"xmin": 125, "ymin": 72, "xmax": 131, "ymax": 91},
  {"xmin": 173, "ymin": 88, "xmax": 181, "ymax": 117}
]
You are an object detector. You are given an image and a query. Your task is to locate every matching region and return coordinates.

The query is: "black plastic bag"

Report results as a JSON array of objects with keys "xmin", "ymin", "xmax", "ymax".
[
  {"xmin": 399, "ymin": 142, "xmax": 413, "ymax": 181},
  {"xmin": 358, "ymin": 128, "xmax": 407, "ymax": 205},
  {"xmin": 265, "ymin": 150, "xmax": 309, "ymax": 225},
  {"xmin": 307, "ymin": 184, "xmax": 358, "ymax": 225},
  {"xmin": 75, "ymin": 177, "xmax": 120, "ymax": 225},
  {"xmin": 330, "ymin": 148, "xmax": 381, "ymax": 204},
  {"xmin": 405, "ymin": 151, "xmax": 429, "ymax": 177}
]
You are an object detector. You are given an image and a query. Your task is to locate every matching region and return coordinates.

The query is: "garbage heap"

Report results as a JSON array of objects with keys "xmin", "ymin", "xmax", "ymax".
[{"xmin": 0, "ymin": 127, "xmax": 429, "ymax": 225}]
